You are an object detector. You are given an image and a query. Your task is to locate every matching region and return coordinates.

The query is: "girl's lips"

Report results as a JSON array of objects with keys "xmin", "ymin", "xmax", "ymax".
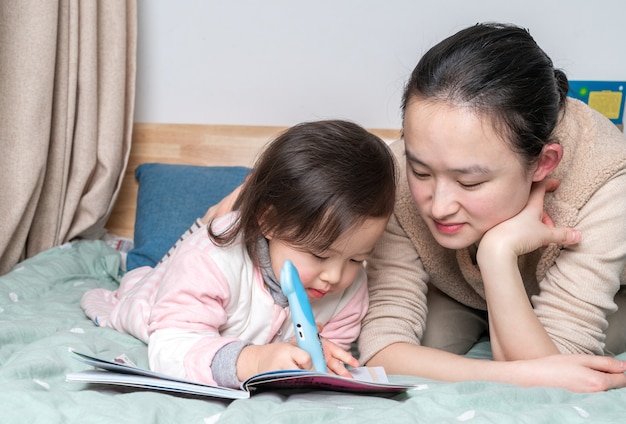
[
  {"xmin": 434, "ymin": 220, "xmax": 464, "ymax": 234},
  {"xmin": 308, "ymin": 288, "xmax": 327, "ymax": 299}
]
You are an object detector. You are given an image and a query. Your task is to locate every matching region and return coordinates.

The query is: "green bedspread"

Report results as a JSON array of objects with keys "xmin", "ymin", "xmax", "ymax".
[{"xmin": 1, "ymin": 240, "xmax": 625, "ymax": 423}]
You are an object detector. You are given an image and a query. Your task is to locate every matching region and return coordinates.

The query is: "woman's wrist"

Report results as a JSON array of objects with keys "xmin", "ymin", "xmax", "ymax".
[{"xmin": 476, "ymin": 232, "xmax": 518, "ymax": 270}]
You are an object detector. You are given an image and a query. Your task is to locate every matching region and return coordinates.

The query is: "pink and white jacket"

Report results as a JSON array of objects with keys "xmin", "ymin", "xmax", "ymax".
[{"xmin": 81, "ymin": 212, "xmax": 368, "ymax": 385}]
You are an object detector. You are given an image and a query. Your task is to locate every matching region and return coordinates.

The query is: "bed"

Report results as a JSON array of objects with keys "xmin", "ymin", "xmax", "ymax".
[{"xmin": 2, "ymin": 123, "xmax": 625, "ymax": 423}]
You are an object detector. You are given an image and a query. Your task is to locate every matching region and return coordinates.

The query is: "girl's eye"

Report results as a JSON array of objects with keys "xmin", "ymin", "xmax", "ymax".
[
  {"xmin": 350, "ymin": 258, "xmax": 365, "ymax": 264},
  {"xmin": 312, "ymin": 253, "xmax": 328, "ymax": 261}
]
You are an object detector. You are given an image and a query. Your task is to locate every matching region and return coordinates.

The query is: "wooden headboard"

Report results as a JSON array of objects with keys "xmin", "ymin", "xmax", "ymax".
[{"xmin": 105, "ymin": 123, "xmax": 401, "ymax": 239}]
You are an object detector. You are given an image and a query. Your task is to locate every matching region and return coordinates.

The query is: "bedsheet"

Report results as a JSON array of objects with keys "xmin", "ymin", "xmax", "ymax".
[{"xmin": 1, "ymin": 240, "xmax": 625, "ymax": 423}]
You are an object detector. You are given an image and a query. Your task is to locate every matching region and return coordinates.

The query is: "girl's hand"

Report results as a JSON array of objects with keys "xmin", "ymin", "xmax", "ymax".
[
  {"xmin": 316, "ymin": 323, "xmax": 359, "ymax": 378},
  {"xmin": 236, "ymin": 342, "xmax": 312, "ymax": 381},
  {"xmin": 320, "ymin": 337, "xmax": 359, "ymax": 378},
  {"xmin": 287, "ymin": 323, "xmax": 359, "ymax": 377},
  {"xmin": 479, "ymin": 178, "xmax": 581, "ymax": 259}
]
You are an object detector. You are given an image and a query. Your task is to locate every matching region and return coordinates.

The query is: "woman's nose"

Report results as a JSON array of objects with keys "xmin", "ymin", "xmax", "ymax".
[{"xmin": 431, "ymin": 183, "xmax": 458, "ymax": 219}]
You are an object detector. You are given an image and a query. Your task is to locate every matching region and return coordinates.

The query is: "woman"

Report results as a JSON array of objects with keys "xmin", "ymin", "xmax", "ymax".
[
  {"xmin": 358, "ymin": 22, "xmax": 626, "ymax": 392},
  {"xmin": 204, "ymin": 22, "xmax": 626, "ymax": 392}
]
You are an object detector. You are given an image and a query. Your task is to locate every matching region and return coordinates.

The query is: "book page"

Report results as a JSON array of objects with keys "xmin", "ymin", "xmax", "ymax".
[{"xmin": 67, "ymin": 351, "xmax": 415, "ymax": 398}]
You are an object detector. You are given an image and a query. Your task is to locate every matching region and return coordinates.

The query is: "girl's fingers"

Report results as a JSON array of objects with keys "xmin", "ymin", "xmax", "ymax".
[
  {"xmin": 292, "ymin": 349, "xmax": 313, "ymax": 370},
  {"xmin": 324, "ymin": 356, "xmax": 352, "ymax": 377},
  {"xmin": 330, "ymin": 348, "xmax": 359, "ymax": 368}
]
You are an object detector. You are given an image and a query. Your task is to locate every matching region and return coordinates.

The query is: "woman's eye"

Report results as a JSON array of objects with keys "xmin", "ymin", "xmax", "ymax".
[
  {"xmin": 458, "ymin": 181, "xmax": 483, "ymax": 188},
  {"xmin": 411, "ymin": 169, "xmax": 429, "ymax": 179},
  {"xmin": 312, "ymin": 253, "xmax": 328, "ymax": 261},
  {"xmin": 350, "ymin": 258, "xmax": 365, "ymax": 264}
]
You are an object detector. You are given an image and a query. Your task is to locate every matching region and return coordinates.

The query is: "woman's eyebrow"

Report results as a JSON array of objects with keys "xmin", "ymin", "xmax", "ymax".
[
  {"xmin": 454, "ymin": 164, "xmax": 491, "ymax": 175},
  {"xmin": 405, "ymin": 149, "xmax": 491, "ymax": 175}
]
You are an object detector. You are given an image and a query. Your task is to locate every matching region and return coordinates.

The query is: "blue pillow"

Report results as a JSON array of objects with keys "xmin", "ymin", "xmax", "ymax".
[{"xmin": 125, "ymin": 163, "xmax": 250, "ymax": 271}]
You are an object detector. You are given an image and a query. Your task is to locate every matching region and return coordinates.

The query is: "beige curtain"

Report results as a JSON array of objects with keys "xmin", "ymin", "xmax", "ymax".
[{"xmin": 0, "ymin": 0, "xmax": 136, "ymax": 275}]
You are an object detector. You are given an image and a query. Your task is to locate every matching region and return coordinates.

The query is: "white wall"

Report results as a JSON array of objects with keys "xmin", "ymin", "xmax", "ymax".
[{"xmin": 134, "ymin": 0, "xmax": 626, "ymax": 129}]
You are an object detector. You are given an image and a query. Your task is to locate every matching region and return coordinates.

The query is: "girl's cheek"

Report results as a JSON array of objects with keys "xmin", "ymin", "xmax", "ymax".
[
  {"xmin": 296, "ymin": 270, "xmax": 315, "ymax": 289},
  {"xmin": 337, "ymin": 267, "xmax": 359, "ymax": 291}
]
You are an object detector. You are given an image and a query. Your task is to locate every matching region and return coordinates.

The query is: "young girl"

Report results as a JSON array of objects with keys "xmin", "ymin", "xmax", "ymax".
[{"xmin": 81, "ymin": 120, "xmax": 396, "ymax": 388}]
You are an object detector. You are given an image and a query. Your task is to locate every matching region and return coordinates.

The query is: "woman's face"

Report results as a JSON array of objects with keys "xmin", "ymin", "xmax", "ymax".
[{"xmin": 403, "ymin": 99, "xmax": 535, "ymax": 250}]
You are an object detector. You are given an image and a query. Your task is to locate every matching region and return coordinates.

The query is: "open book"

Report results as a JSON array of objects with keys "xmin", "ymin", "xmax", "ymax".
[{"xmin": 66, "ymin": 351, "xmax": 415, "ymax": 400}]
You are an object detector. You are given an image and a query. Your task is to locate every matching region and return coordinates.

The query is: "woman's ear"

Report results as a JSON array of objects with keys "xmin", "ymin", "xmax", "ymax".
[{"xmin": 532, "ymin": 143, "xmax": 563, "ymax": 182}]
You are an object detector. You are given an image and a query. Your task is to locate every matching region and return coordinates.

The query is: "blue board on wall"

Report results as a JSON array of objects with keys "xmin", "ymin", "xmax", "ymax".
[{"xmin": 568, "ymin": 80, "xmax": 625, "ymax": 125}]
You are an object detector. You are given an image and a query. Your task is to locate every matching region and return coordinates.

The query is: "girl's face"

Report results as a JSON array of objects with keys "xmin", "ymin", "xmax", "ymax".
[
  {"xmin": 403, "ymin": 99, "xmax": 535, "ymax": 250},
  {"xmin": 267, "ymin": 217, "xmax": 388, "ymax": 301}
]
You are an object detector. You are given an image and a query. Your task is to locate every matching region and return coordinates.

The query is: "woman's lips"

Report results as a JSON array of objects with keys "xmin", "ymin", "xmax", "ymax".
[{"xmin": 434, "ymin": 221, "xmax": 464, "ymax": 234}]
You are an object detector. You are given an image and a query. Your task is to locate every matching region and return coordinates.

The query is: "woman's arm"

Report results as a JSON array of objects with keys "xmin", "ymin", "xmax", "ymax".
[
  {"xmin": 367, "ymin": 342, "xmax": 626, "ymax": 393},
  {"xmin": 533, "ymin": 171, "xmax": 626, "ymax": 354},
  {"xmin": 478, "ymin": 173, "xmax": 626, "ymax": 360},
  {"xmin": 477, "ymin": 179, "xmax": 579, "ymax": 360},
  {"xmin": 359, "ymin": 213, "xmax": 430, "ymax": 364}
]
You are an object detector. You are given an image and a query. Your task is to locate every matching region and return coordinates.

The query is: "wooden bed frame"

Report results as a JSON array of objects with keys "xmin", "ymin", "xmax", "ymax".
[{"xmin": 105, "ymin": 123, "xmax": 401, "ymax": 239}]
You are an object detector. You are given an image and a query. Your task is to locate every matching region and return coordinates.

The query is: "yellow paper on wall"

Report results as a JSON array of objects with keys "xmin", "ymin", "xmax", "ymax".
[{"xmin": 588, "ymin": 90, "xmax": 623, "ymax": 120}]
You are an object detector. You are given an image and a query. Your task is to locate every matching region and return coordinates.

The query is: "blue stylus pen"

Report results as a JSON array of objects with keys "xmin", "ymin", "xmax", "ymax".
[{"xmin": 280, "ymin": 259, "xmax": 327, "ymax": 373}]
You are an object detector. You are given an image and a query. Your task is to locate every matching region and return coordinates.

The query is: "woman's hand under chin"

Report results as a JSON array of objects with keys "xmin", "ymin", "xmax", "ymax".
[{"xmin": 477, "ymin": 178, "xmax": 581, "ymax": 262}]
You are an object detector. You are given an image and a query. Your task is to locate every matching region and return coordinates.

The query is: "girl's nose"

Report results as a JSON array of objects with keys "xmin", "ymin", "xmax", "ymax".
[{"xmin": 320, "ymin": 263, "xmax": 342, "ymax": 285}]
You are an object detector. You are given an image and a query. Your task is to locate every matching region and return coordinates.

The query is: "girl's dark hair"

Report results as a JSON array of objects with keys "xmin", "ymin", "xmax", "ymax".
[
  {"xmin": 401, "ymin": 22, "xmax": 569, "ymax": 166},
  {"xmin": 209, "ymin": 120, "xmax": 397, "ymax": 265}
]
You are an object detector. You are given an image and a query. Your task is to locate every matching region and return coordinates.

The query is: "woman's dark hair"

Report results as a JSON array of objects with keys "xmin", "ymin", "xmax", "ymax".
[
  {"xmin": 209, "ymin": 120, "xmax": 397, "ymax": 265},
  {"xmin": 401, "ymin": 22, "xmax": 569, "ymax": 166}
]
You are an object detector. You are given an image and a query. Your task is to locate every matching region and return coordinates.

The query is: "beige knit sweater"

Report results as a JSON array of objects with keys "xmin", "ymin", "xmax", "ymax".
[{"xmin": 359, "ymin": 99, "xmax": 626, "ymax": 363}]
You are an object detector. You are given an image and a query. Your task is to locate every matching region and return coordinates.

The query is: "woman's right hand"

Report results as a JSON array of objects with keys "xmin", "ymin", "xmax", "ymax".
[
  {"xmin": 367, "ymin": 342, "xmax": 626, "ymax": 393},
  {"xmin": 201, "ymin": 184, "xmax": 243, "ymax": 224},
  {"xmin": 513, "ymin": 354, "xmax": 626, "ymax": 393}
]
